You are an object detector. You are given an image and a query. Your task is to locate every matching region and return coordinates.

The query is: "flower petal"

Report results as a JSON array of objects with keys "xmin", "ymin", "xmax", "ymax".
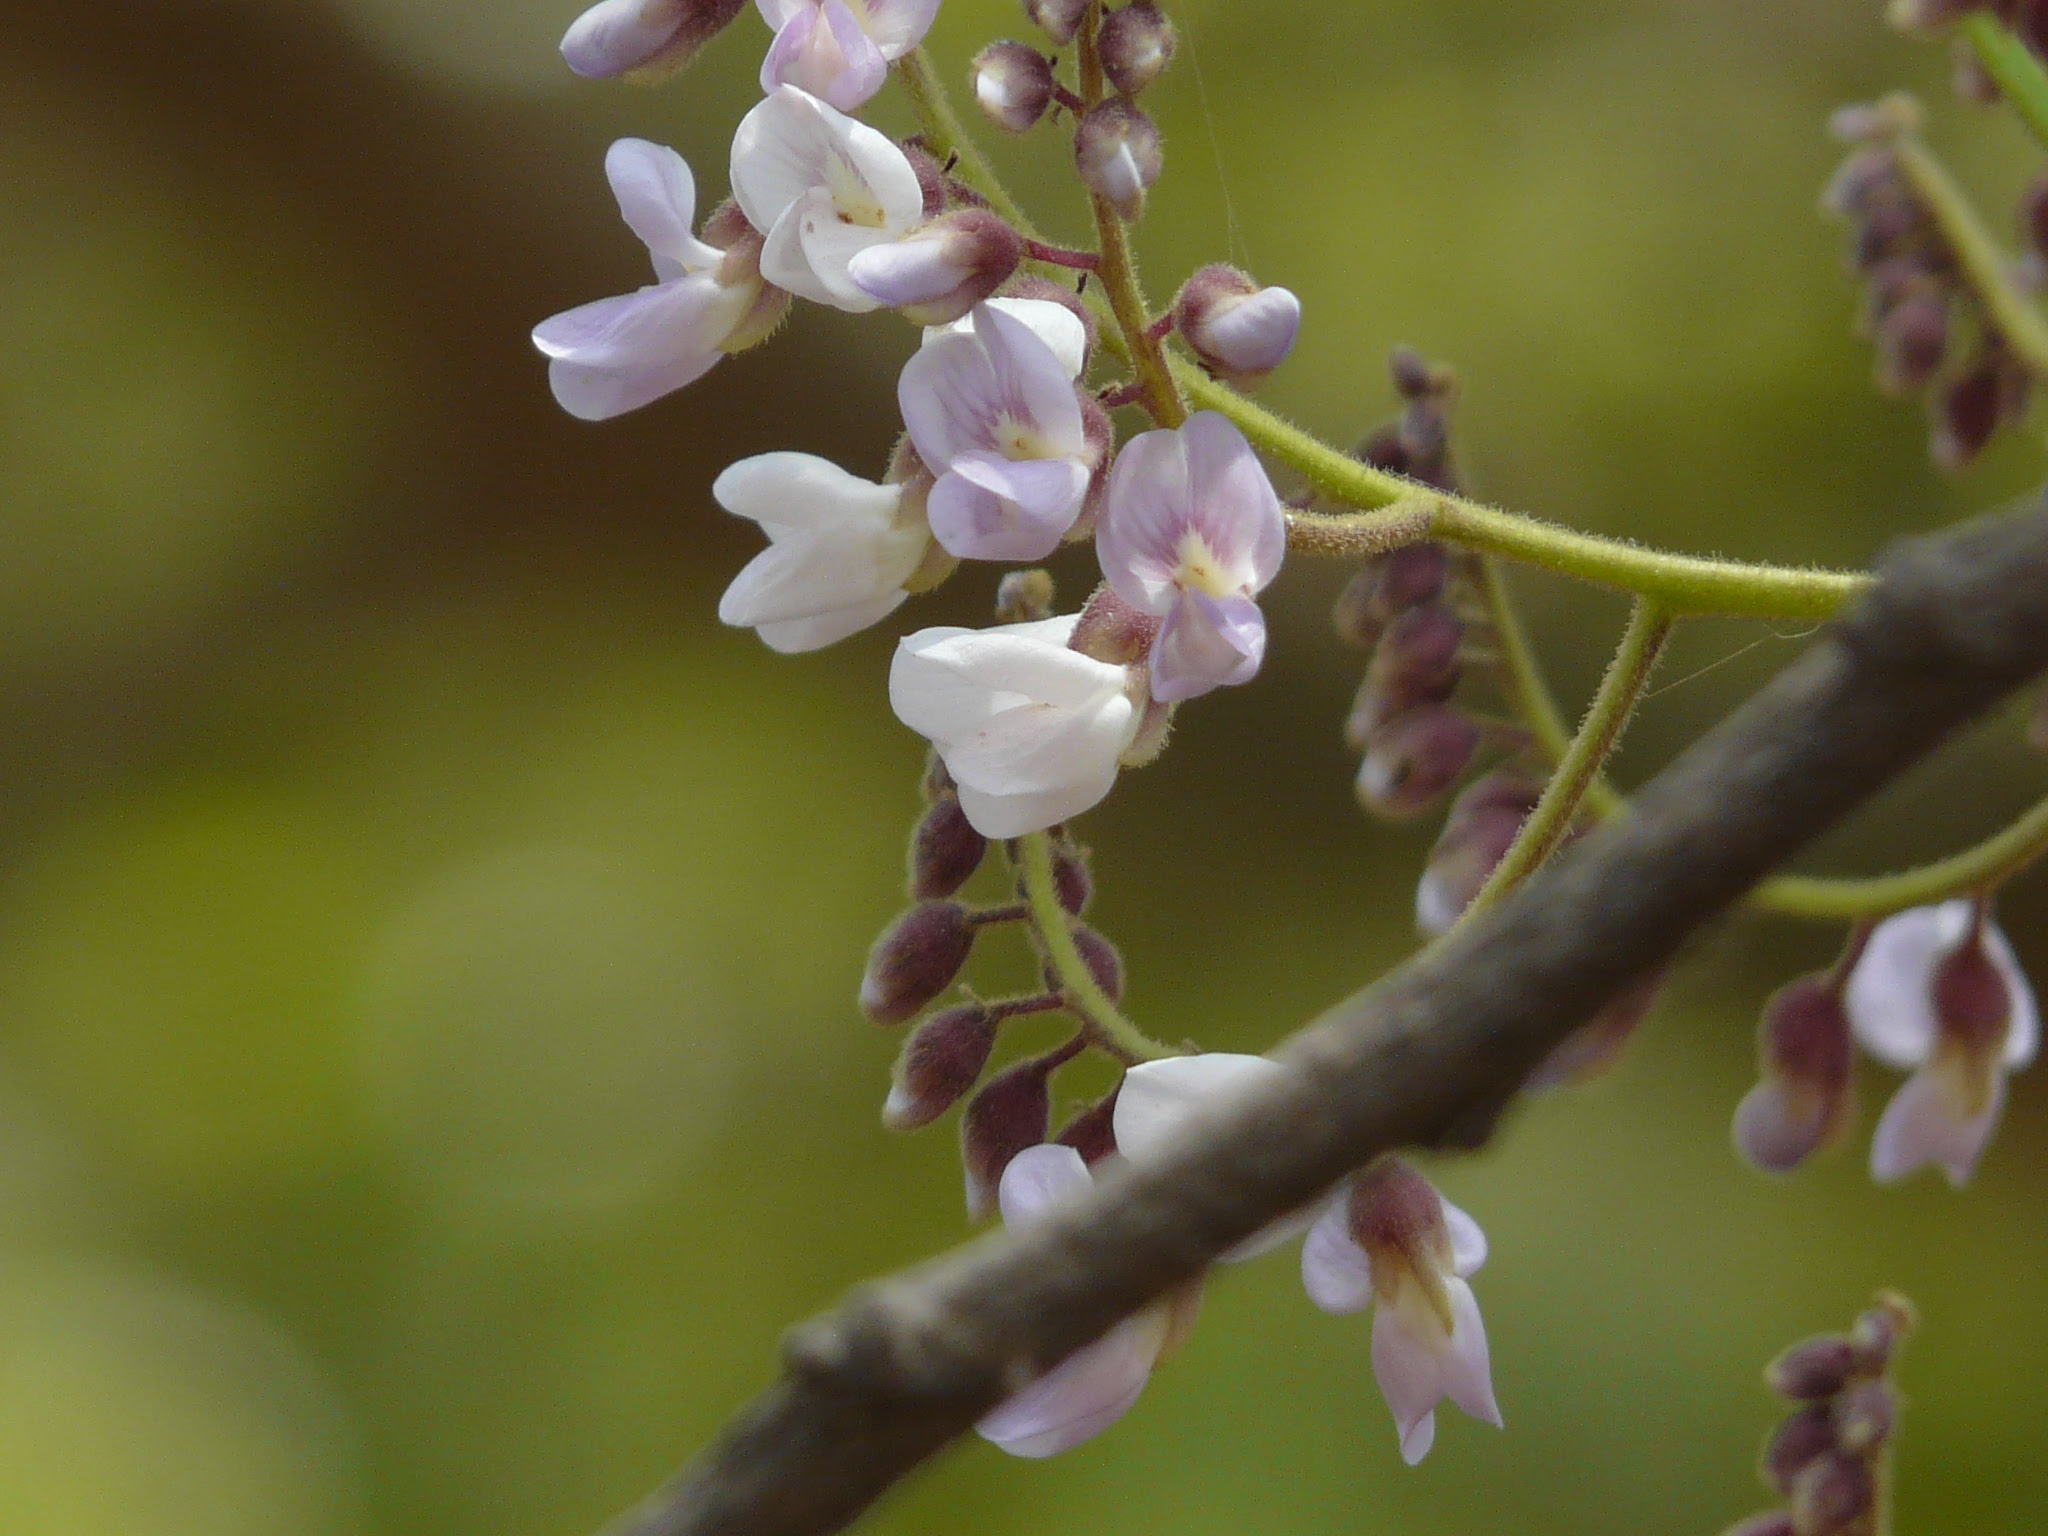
[
  {"xmin": 940, "ymin": 694, "xmax": 1135, "ymax": 796},
  {"xmin": 717, "ymin": 520, "xmax": 923, "ymax": 628},
  {"xmin": 1438, "ymin": 1277, "xmax": 1502, "ymax": 1429},
  {"xmin": 863, "ymin": 0, "xmax": 941, "ymax": 54},
  {"xmin": 1096, "ymin": 425, "xmax": 1193, "ymax": 611},
  {"xmin": 1869, "ymin": 1063, "xmax": 2005, "ymax": 1187},
  {"xmin": 1149, "ymin": 590, "xmax": 1266, "ymax": 703},
  {"xmin": 1113, "ymin": 1054, "xmax": 1284, "ymax": 1162},
  {"xmin": 1300, "ymin": 1197, "xmax": 1374, "ymax": 1315},
  {"xmin": 975, "ymin": 302, "xmax": 1087, "ymax": 454},
  {"xmin": 752, "ymin": 590, "xmax": 907, "ymax": 652},
  {"xmin": 997, "ymin": 1142, "xmax": 1092, "ymax": 1226},
  {"xmin": 604, "ymin": 138, "xmax": 716, "ymax": 276},
  {"xmin": 534, "ymin": 278, "xmax": 738, "ymax": 419},
  {"xmin": 927, "ymin": 468, "xmax": 1075, "ymax": 562},
  {"xmin": 730, "ymin": 86, "xmax": 841, "ymax": 237},
  {"xmin": 924, "ymin": 297, "xmax": 1088, "ymax": 380},
  {"xmin": 712, "ymin": 451, "xmax": 902, "ymax": 530},
  {"xmin": 954, "ymin": 762, "xmax": 1121, "ymax": 838},
  {"xmin": 1983, "ymin": 919, "xmax": 2040, "ymax": 1068},
  {"xmin": 1844, "ymin": 902, "xmax": 1957, "ymax": 1069},
  {"xmin": 1181, "ymin": 410, "xmax": 1286, "ymax": 591},
  {"xmin": 561, "ymin": 0, "xmax": 683, "ymax": 78},
  {"xmin": 1371, "ymin": 1302, "xmax": 1447, "ymax": 1465},
  {"xmin": 1441, "ymin": 1200, "xmax": 1488, "ymax": 1277},
  {"xmin": 976, "ymin": 1305, "xmax": 1170, "ymax": 1458}
]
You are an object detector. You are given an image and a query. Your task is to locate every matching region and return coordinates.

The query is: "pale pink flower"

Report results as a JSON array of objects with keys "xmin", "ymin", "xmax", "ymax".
[
  {"xmin": 730, "ymin": 86, "xmax": 925, "ymax": 311},
  {"xmin": 532, "ymin": 139, "xmax": 781, "ymax": 420},
  {"xmin": 1300, "ymin": 1160, "xmax": 1500, "ymax": 1464},
  {"xmin": 898, "ymin": 303, "xmax": 1098, "ymax": 561},
  {"xmin": 976, "ymin": 1144, "xmax": 1200, "ymax": 1457},
  {"xmin": 560, "ymin": 0, "xmax": 744, "ymax": 82},
  {"xmin": 1095, "ymin": 412, "xmax": 1287, "ymax": 701},
  {"xmin": 1845, "ymin": 899, "xmax": 2038, "ymax": 1186},
  {"xmin": 755, "ymin": 0, "xmax": 939, "ymax": 111}
]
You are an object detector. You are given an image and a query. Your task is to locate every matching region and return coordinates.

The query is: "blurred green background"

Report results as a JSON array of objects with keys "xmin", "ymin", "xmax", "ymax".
[{"xmin": 1, "ymin": 1, "xmax": 2045, "ymax": 1532}]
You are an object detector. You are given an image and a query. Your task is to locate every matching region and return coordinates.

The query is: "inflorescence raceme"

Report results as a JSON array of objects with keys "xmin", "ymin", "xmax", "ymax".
[{"xmin": 531, "ymin": 0, "xmax": 2048, "ymax": 1494}]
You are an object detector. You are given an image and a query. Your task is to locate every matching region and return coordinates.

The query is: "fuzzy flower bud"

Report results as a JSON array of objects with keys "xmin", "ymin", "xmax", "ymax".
[
  {"xmin": 1333, "ymin": 543, "xmax": 1451, "ymax": 647},
  {"xmin": 1356, "ymin": 705, "xmax": 1481, "ymax": 821},
  {"xmin": 1075, "ymin": 99, "xmax": 1163, "ymax": 221},
  {"xmin": 1171, "ymin": 264, "xmax": 1302, "ymax": 387},
  {"xmin": 1098, "ymin": 2, "xmax": 1176, "ymax": 95},
  {"xmin": 1790, "ymin": 1453, "xmax": 1872, "ymax": 1536},
  {"xmin": 995, "ymin": 568, "xmax": 1058, "ymax": 624},
  {"xmin": 860, "ymin": 901, "xmax": 975, "ymax": 1024},
  {"xmin": 1055, "ymin": 1085, "xmax": 1120, "ymax": 1165},
  {"xmin": 909, "ymin": 796, "xmax": 990, "ymax": 899},
  {"xmin": 960, "ymin": 1059, "xmax": 1053, "ymax": 1220},
  {"xmin": 973, "ymin": 41, "xmax": 1057, "ymax": 132},
  {"xmin": 1415, "ymin": 772, "xmax": 1540, "ymax": 936},
  {"xmin": 1766, "ymin": 1336, "xmax": 1862, "ymax": 1402},
  {"xmin": 1023, "ymin": 0, "xmax": 1090, "ymax": 45},
  {"xmin": 1732, "ymin": 971, "xmax": 1857, "ymax": 1173},
  {"xmin": 1873, "ymin": 290, "xmax": 1949, "ymax": 397},
  {"xmin": 848, "ymin": 209, "xmax": 1025, "ymax": 324},
  {"xmin": 560, "ymin": 0, "xmax": 746, "ymax": 81},
  {"xmin": 1348, "ymin": 603, "xmax": 1464, "ymax": 744},
  {"xmin": 1763, "ymin": 1403, "xmax": 1839, "ymax": 1496},
  {"xmin": 885, "ymin": 1003, "xmax": 1001, "ymax": 1129},
  {"xmin": 1045, "ymin": 925, "xmax": 1125, "ymax": 1002},
  {"xmin": 1049, "ymin": 842, "xmax": 1093, "ymax": 915},
  {"xmin": 1831, "ymin": 1379, "xmax": 1897, "ymax": 1457}
]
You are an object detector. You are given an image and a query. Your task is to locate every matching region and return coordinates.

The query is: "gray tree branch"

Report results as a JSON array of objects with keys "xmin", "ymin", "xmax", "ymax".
[{"xmin": 603, "ymin": 502, "xmax": 2048, "ymax": 1536}]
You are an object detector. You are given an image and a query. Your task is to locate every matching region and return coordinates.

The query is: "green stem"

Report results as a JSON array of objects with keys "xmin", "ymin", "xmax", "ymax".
[
  {"xmin": 1891, "ymin": 133, "xmax": 2048, "ymax": 379},
  {"xmin": 1016, "ymin": 832, "xmax": 1177, "ymax": 1063},
  {"xmin": 1075, "ymin": 5, "xmax": 1185, "ymax": 426},
  {"xmin": 893, "ymin": 50, "xmax": 1039, "ymax": 239},
  {"xmin": 1961, "ymin": 11, "xmax": 2048, "ymax": 153},
  {"xmin": 1463, "ymin": 599, "xmax": 1673, "ymax": 917},
  {"xmin": 1751, "ymin": 787, "xmax": 2048, "ymax": 918}
]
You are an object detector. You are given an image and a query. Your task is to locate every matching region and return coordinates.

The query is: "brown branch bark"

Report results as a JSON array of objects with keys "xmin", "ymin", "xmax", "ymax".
[{"xmin": 603, "ymin": 501, "xmax": 2048, "ymax": 1536}]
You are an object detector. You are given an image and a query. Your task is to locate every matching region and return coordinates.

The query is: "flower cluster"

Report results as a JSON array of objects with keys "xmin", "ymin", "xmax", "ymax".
[{"xmin": 535, "ymin": 0, "xmax": 1304, "ymax": 839}]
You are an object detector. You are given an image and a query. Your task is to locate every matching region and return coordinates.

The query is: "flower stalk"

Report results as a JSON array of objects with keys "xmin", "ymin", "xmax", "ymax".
[{"xmin": 1014, "ymin": 831, "xmax": 1176, "ymax": 1063}]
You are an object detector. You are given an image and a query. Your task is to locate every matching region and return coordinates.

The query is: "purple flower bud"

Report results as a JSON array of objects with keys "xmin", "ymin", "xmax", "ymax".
[
  {"xmin": 961, "ymin": 1060, "xmax": 1053, "ymax": 1219},
  {"xmin": 1023, "ymin": 0, "xmax": 1090, "ymax": 45},
  {"xmin": 1389, "ymin": 344, "xmax": 1452, "ymax": 401},
  {"xmin": 1766, "ymin": 1335, "xmax": 1862, "ymax": 1401},
  {"xmin": 921, "ymin": 752, "xmax": 956, "ymax": 802},
  {"xmin": 847, "ymin": 209, "xmax": 1025, "ymax": 325},
  {"xmin": 885, "ymin": 1003, "xmax": 1002, "ymax": 1130},
  {"xmin": 1763, "ymin": 1403, "xmax": 1838, "ymax": 1496},
  {"xmin": 1332, "ymin": 542, "xmax": 1452, "ymax": 647},
  {"xmin": 1720, "ymin": 1515, "xmax": 1795, "ymax": 1536},
  {"xmin": 973, "ymin": 41, "xmax": 1057, "ymax": 132},
  {"xmin": 910, "ymin": 796, "xmax": 990, "ymax": 900},
  {"xmin": 1790, "ymin": 1453, "xmax": 1872, "ymax": 1536},
  {"xmin": 1046, "ymin": 925, "xmax": 1124, "ymax": 1001},
  {"xmin": 1171, "ymin": 264, "xmax": 1301, "ymax": 387},
  {"xmin": 1075, "ymin": 100, "xmax": 1162, "ymax": 221},
  {"xmin": 1932, "ymin": 354, "xmax": 2012, "ymax": 470},
  {"xmin": 1415, "ymin": 772, "xmax": 1541, "ymax": 936},
  {"xmin": 1848, "ymin": 1292, "xmax": 1917, "ymax": 1373},
  {"xmin": 900, "ymin": 139, "xmax": 951, "ymax": 218},
  {"xmin": 559, "ymin": 0, "xmax": 745, "ymax": 81},
  {"xmin": 1098, "ymin": 1, "xmax": 1177, "ymax": 95},
  {"xmin": 1356, "ymin": 705, "xmax": 1482, "ymax": 821},
  {"xmin": 1069, "ymin": 583, "xmax": 1162, "ymax": 665},
  {"xmin": 1932, "ymin": 925, "xmax": 2014, "ymax": 1056},
  {"xmin": 1050, "ymin": 841, "xmax": 1093, "ymax": 914},
  {"xmin": 1348, "ymin": 603, "xmax": 1465, "ymax": 743},
  {"xmin": 994, "ymin": 568, "xmax": 1058, "ymax": 624},
  {"xmin": 860, "ymin": 902, "xmax": 976, "ymax": 1024},
  {"xmin": 1822, "ymin": 148, "xmax": 1898, "ymax": 221},
  {"xmin": 1732, "ymin": 972, "xmax": 1856, "ymax": 1173},
  {"xmin": 1357, "ymin": 423, "xmax": 1411, "ymax": 475},
  {"xmin": 1055, "ymin": 1084, "xmax": 1122, "ymax": 1166},
  {"xmin": 1831, "ymin": 1379, "xmax": 1897, "ymax": 1456},
  {"xmin": 1874, "ymin": 291, "xmax": 1949, "ymax": 397}
]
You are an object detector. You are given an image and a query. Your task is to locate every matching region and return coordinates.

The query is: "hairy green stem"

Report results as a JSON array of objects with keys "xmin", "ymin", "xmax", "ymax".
[
  {"xmin": 1961, "ymin": 11, "xmax": 2048, "ymax": 153},
  {"xmin": 1891, "ymin": 133, "xmax": 2048, "ymax": 379},
  {"xmin": 1463, "ymin": 599, "xmax": 1673, "ymax": 918},
  {"xmin": 894, "ymin": 50, "xmax": 1039, "ymax": 239},
  {"xmin": 1016, "ymin": 832, "xmax": 1176, "ymax": 1063}
]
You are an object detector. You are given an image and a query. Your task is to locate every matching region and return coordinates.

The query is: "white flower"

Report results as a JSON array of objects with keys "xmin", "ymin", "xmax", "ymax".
[
  {"xmin": 976, "ymin": 1144, "xmax": 1199, "ymax": 1458},
  {"xmin": 756, "ymin": 0, "xmax": 940, "ymax": 111},
  {"xmin": 532, "ymin": 140, "xmax": 780, "ymax": 420},
  {"xmin": 713, "ymin": 453, "xmax": 934, "ymax": 651},
  {"xmin": 889, "ymin": 614, "xmax": 1140, "ymax": 836},
  {"xmin": 899, "ymin": 303, "xmax": 1098, "ymax": 561},
  {"xmin": 1845, "ymin": 899, "xmax": 2038, "ymax": 1186},
  {"xmin": 729, "ymin": 86, "xmax": 925, "ymax": 312},
  {"xmin": 1096, "ymin": 411, "xmax": 1287, "ymax": 701},
  {"xmin": 1300, "ymin": 1161, "xmax": 1501, "ymax": 1465},
  {"xmin": 560, "ymin": 0, "xmax": 744, "ymax": 82},
  {"xmin": 921, "ymin": 296, "xmax": 1089, "ymax": 379}
]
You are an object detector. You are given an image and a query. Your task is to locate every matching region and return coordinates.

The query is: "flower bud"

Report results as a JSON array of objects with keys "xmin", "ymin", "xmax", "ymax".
[
  {"xmin": 961, "ymin": 1059, "xmax": 1053, "ymax": 1219},
  {"xmin": 973, "ymin": 41, "xmax": 1057, "ymax": 133},
  {"xmin": 1075, "ymin": 100, "xmax": 1162, "ymax": 221},
  {"xmin": 1766, "ymin": 1335, "xmax": 1861, "ymax": 1401},
  {"xmin": 1348, "ymin": 603, "xmax": 1464, "ymax": 743},
  {"xmin": 885, "ymin": 1003, "xmax": 1001, "ymax": 1130},
  {"xmin": 1055, "ymin": 1083, "xmax": 1120, "ymax": 1165},
  {"xmin": 1415, "ymin": 772, "xmax": 1541, "ymax": 936},
  {"xmin": 1873, "ymin": 290, "xmax": 1949, "ymax": 397},
  {"xmin": 1172, "ymin": 264, "xmax": 1301, "ymax": 387},
  {"xmin": 1024, "ymin": 0, "xmax": 1089, "ymax": 45},
  {"xmin": 1389, "ymin": 344, "xmax": 1453, "ymax": 401},
  {"xmin": 1332, "ymin": 542, "xmax": 1451, "ymax": 647},
  {"xmin": 1831, "ymin": 1379, "xmax": 1897, "ymax": 1457},
  {"xmin": 1099, "ymin": 2, "xmax": 1177, "ymax": 95},
  {"xmin": 559, "ymin": 0, "xmax": 746, "ymax": 82},
  {"xmin": 899, "ymin": 139, "xmax": 951, "ymax": 218},
  {"xmin": 910, "ymin": 796, "xmax": 990, "ymax": 900},
  {"xmin": 697, "ymin": 204, "xmax": 794, "ymax": 353},
  {"xmin": 1790, "ymin": 1453, "xmax": 1872, "ymax": 1536},
  {"xmin": 1932, "ymin": 921, "xmax": 2013, "ymax": 1058},
  {"xmin": 1732, "ymin": 972, "xmax": 1856, "ymax": 1173},
  {"xmin": 1762, "ymin": 1403, "xmax": 1838, "ymax": 1495},
  {"xmin": 1848, "ymin": 1291, "xmax": 1917, "ymax": 1373},
  {"xmin": 1070, "ymin": 584, "xmax": 1162, "ymax": 664},
  {"xmin": 1931, "ymin": 354, "xmax": 2005, "ymax": 470},
  {"xmin": 847, "ymin": 209, "xmax": 1024, "ymax": 325},
  {"xmin": 995, "ymin": 568, "xmax": 1057, "ymax": 624},
  {"xmin": 1046, "ymin": 925, "xmax": 1125, "ymax": 1001},
  {"xmin": 860, "ymin": 902, "xmax": 976, "ymax": 1024},
  {"xmin": 1050, "ymin": 841, "xmax": 1093, "ymax": 914},
  {"xmin": 1356, "ymin": 705, "xmax": 1482, "ymax": 821}
]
